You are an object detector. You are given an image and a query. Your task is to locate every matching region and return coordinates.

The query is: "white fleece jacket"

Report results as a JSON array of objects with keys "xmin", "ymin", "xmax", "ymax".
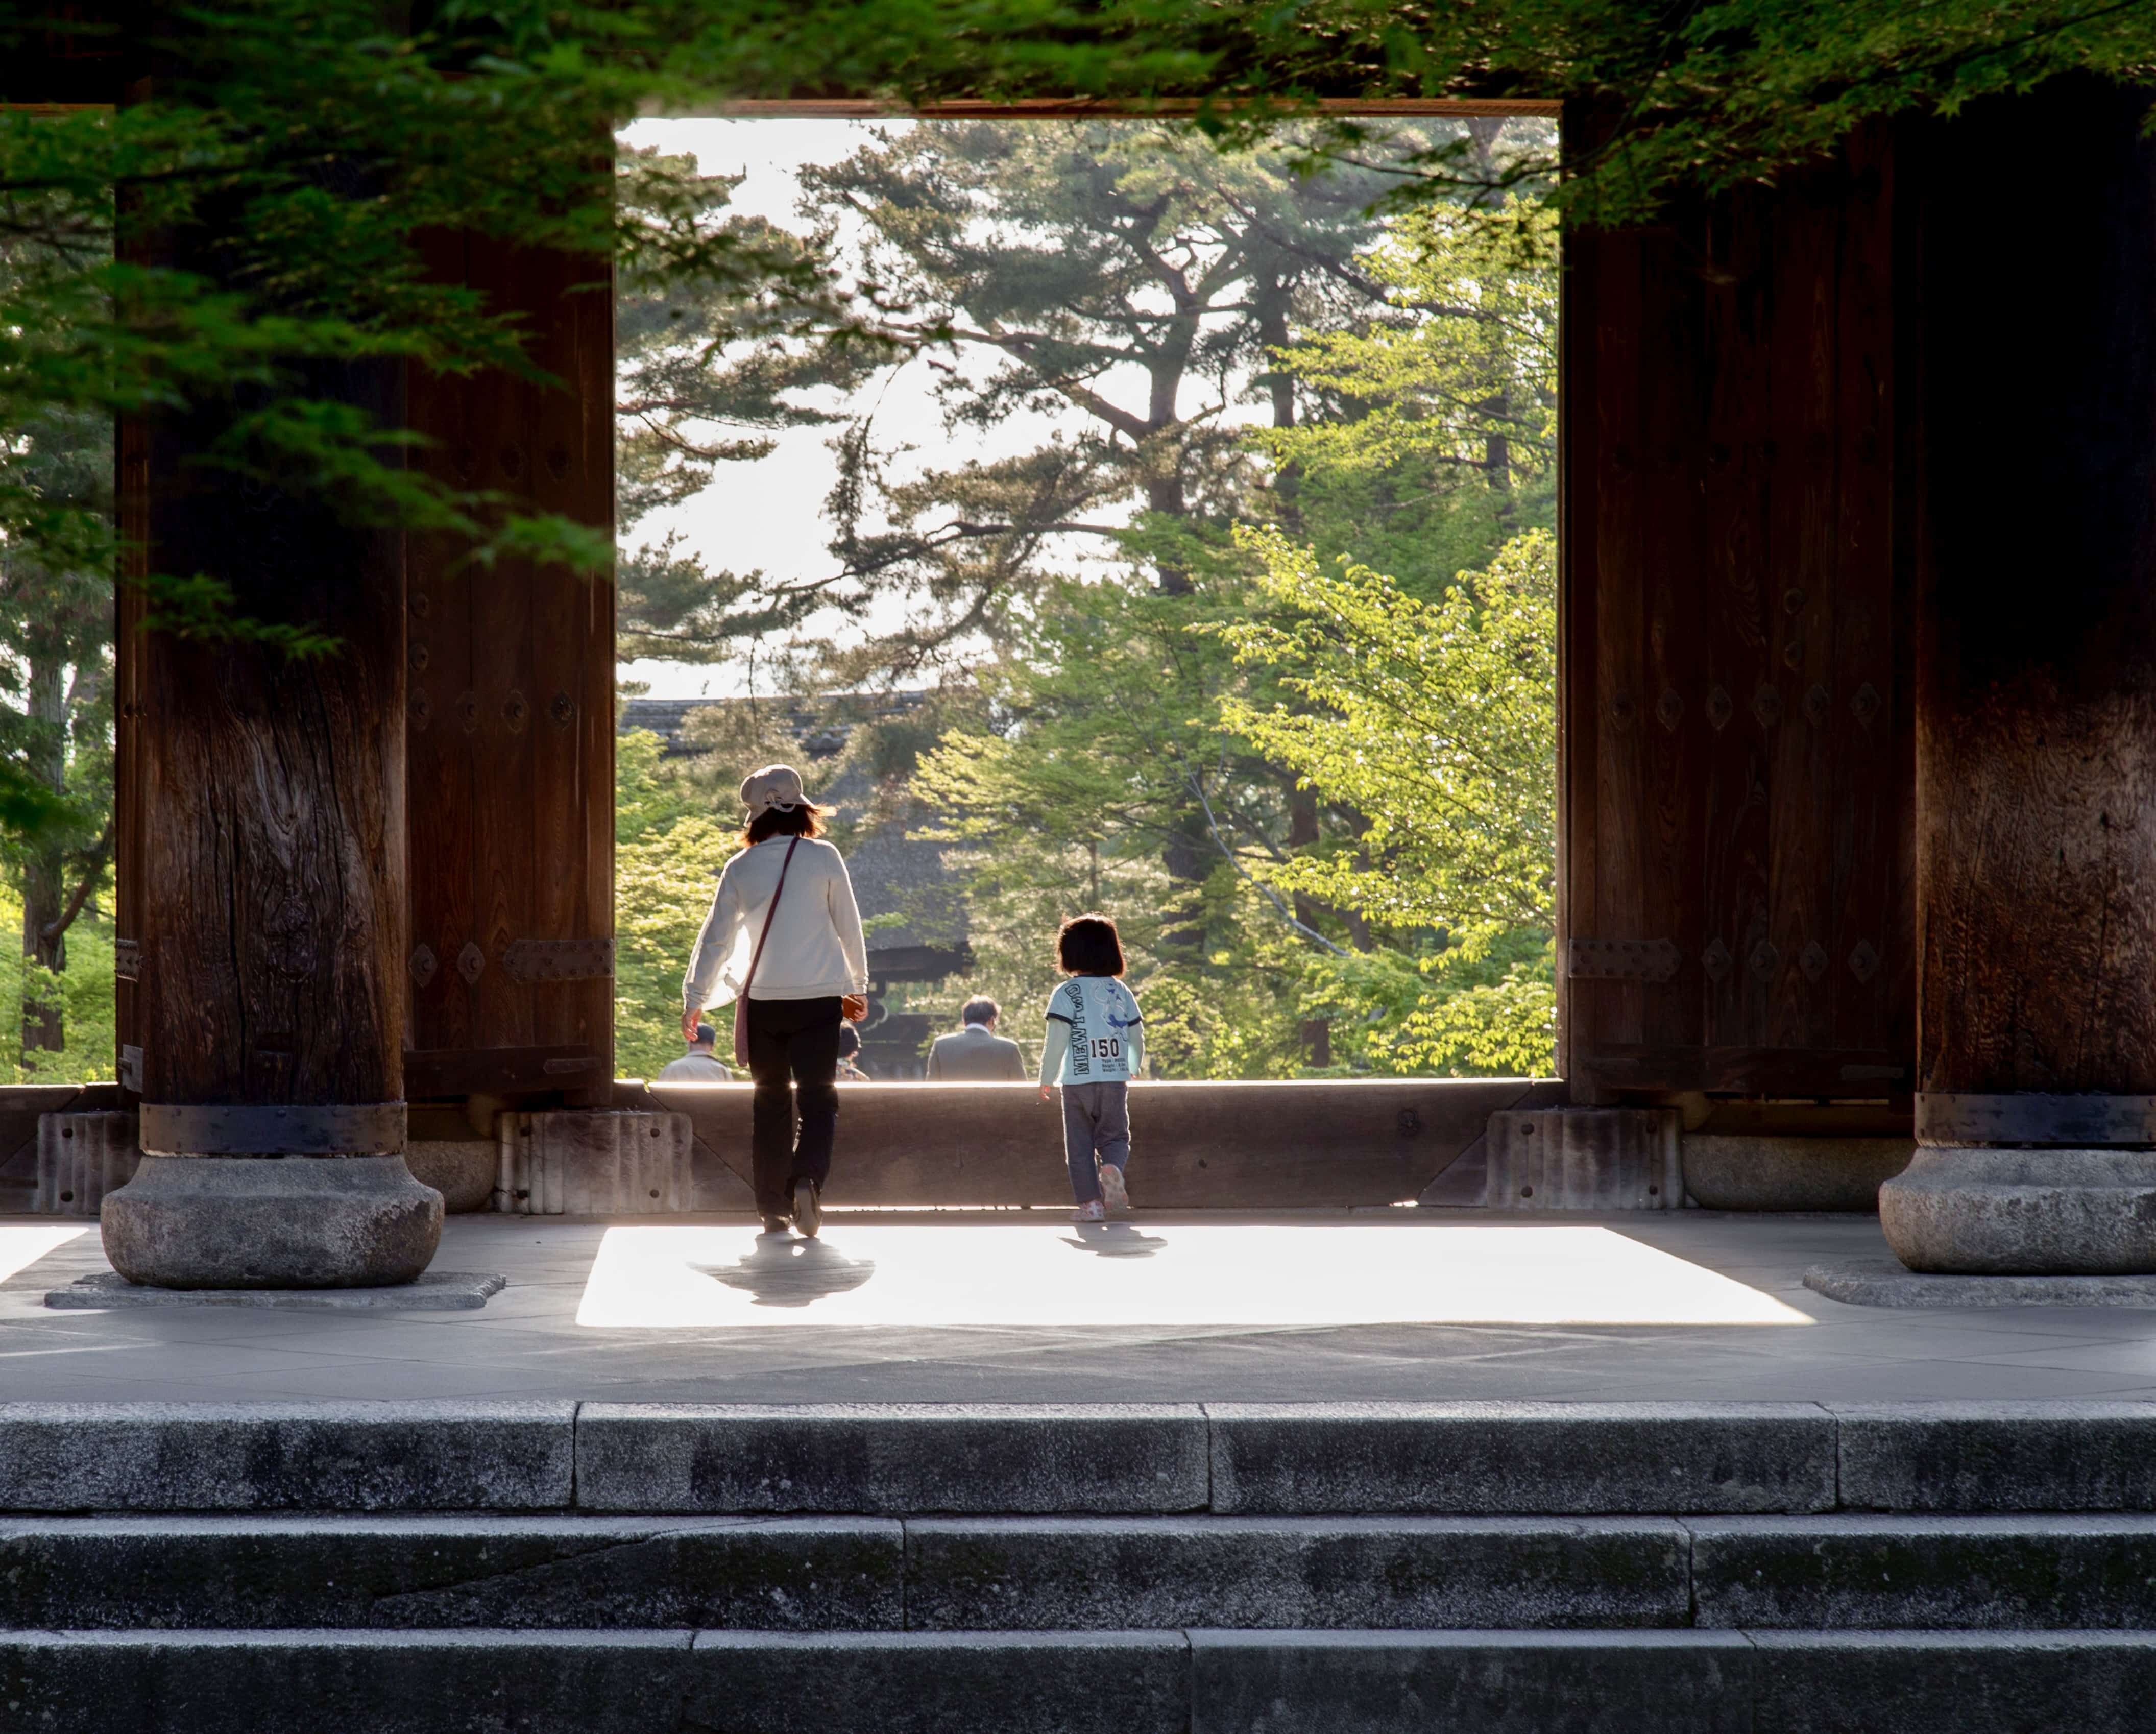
[{"xmin": 683, "ymin": 836, "xmax": 870, "ymax": 1008}]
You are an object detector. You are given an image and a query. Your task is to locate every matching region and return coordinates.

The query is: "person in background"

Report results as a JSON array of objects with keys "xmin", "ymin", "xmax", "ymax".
[
  {"xmin": 927, "ymin": 995, "xmax": 1028, "ymax": 1081},
  {"xmin": 655, "ymin": 1023, "xmax": 733, "ymax": 1083},
  {"xmin": 683, "ymin": 764, "xmax": 869, "ymax": 1239},
  {"xmin": 836, "ymin": 1023, "xmax": 870, "ymax": 1082},
  {"xmin": 1037, "ymin": 914, "xmax": 1143, "ymax": 1222}
]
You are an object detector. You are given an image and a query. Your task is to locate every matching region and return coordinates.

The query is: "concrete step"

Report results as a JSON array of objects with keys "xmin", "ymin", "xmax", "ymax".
[
  {"xmin": 13, "ymin": 1513, "xmax": 2156, "ymax": 1633},
  {"xmin": 926, "ymin": 1513, "xmax": 2156, "ymax": 1634},
  {"xmin": 0, "ymin": 1515, "xmax": 906, "ymax": 1633},
  {"xmin": 9, "ymin": 1403, "xmax": 2155, "ymax": 1728},
  {"xmin": 9, "ymin": 1399, "xmax": 2156, "ymax": 1516},
  {"xmin": 0, "ymin": 1515, "xmax": 1683, "ymax": 1632},
  {"xmin": 1684, "ymin": 1513, "xmax": 2156, "ymax": 1629},
  {"xmin": 7, "ymin": 1628, "xmax": 2156, "ymax": 1733}
]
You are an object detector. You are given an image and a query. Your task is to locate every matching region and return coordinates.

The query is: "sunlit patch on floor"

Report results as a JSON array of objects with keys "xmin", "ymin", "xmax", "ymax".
[
  {"xmin": 574, "ymin": 1222, "xmax": 1811, "ymax": 1329},
  {"xmin": 0, "ymin": 1225, "xmax": 89, "ymax": 1284}
]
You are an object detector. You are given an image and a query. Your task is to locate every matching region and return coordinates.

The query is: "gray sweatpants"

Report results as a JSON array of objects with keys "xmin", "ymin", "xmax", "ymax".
[{"xmin": 1061, "ymin": 1080, "xmax": 1131, "ymax": 1204}]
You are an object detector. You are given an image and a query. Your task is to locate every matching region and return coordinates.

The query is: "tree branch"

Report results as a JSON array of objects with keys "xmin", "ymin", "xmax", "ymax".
[
  {"xmin": 1183, "ymin": 775, "xmax": 1348, "ymax": 958},
  {"xmin": 41, "ymin": 820, "xmax": 113, "ymax": 946}
]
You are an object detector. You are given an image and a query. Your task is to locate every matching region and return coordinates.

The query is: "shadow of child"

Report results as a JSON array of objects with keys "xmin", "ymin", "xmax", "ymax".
[{"xmin": 1058, "ymin": 1223, "xmax": 1169, "ymax": 1260}]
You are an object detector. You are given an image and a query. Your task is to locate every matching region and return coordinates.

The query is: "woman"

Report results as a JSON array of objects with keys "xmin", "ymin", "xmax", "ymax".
[{"xmin": 683, "ymin": 764, "xmax": 869, "ymax": 1237}]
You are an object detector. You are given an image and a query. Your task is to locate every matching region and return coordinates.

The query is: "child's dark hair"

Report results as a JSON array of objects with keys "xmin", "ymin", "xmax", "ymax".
[
  {"xmin": 1056, "ymin": 913, "xmax": 1125, "ymax": 977},
  {"xmin": 740, "ymin": 802, "xmax": 827, "ymax": 849}
]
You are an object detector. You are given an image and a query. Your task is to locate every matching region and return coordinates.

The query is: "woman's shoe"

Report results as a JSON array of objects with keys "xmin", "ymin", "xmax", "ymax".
[
  {"xmin": 791, "ymin": 1179, "xmax": 821, "ymax": 1239},
  {"xmin": 1074, "ymin": 1198, "xmax": 1106, "ymax": 1223},
  {"xmin": 759, "ymin": 1215, "xmax": 790, "ymax": 1236},
  {"xmin": 1097, "ymin": 1163, "xmax": 1129, "ymax": 1216}
]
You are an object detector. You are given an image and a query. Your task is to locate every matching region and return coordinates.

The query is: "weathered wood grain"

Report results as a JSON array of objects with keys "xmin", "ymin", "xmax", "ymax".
[
  {"xmin": 123, "ymin": 366, "xmax": 407, "ymax": 1108},
  {"xmin": 1560, "ymin": 115, "xmax": 1915, "ymax": 1099},
  {"xmin": 405, "ymin": 233, "xmax": 615, "ymax": 1097},
  {"xmin": 1912, "ymin": 83, "xmax": 2156, "ymax": 1103},
  {"xmin": 1697, "ymin": 183, "xmax": 1774, "ymax": 1062}
]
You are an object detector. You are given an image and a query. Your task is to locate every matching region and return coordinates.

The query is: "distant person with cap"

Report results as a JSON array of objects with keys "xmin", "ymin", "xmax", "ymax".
[
  {"xmin": 656, "ymin": 1023, "xmax": 733, "ymax": 1083},
  {"xmin": 926, "ymin": 996, "xmax": 1028, "ymax": 1082},
  {"xmin": 683, "ymin": 764, "xmax": 869, "ymax": 1239}
]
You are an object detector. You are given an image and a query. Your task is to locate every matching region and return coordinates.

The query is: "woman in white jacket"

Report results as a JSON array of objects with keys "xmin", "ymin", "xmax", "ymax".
[{"xmin": 682, "ymin": 765, "xmax": 869, "ymax": 1237}]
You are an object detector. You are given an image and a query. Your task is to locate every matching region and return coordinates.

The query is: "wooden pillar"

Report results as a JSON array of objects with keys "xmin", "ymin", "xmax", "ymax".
[
  {"xmin": 101, "ymin": 103, "xmax": 610, "ymax": 1274},
  {"xmin": 107, "ymin": 310, "xmax": 441, "ymax": 1287},
  {"xmin": 1880, "ymin": 81, "xmax": 2156, "ymax": 1272}
]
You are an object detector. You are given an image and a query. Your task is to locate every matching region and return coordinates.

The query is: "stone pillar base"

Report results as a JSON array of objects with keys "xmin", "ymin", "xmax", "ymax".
[
  {"xmin": 101, "ymin": 1155, "xmax": 444, "ymax": 1289},
  {"xmin": 1878, "ymin": 1147, "xmax": 2156, "ymax": 1274}
]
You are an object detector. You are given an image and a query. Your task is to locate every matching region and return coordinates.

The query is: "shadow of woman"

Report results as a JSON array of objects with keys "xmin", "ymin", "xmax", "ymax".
[
  {"xmin": 696, "ymin": 1235, "xmax": 878, "ymax": 1309},
  {"xmin": 1058, "ymin": 1223, "xmax": 1170, "ymax": 1260}
]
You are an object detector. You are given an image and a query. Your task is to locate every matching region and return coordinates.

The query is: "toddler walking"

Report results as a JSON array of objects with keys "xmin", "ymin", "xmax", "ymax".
[{"xmin": 1038, "ymin": 913, "xmax": 1144, "ymax": 1222}]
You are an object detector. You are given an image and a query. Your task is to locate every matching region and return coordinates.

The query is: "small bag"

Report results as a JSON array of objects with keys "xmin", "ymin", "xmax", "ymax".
[{"xmin": 733, "ymin": 835, "xmax": 802, "ymax": 1068}]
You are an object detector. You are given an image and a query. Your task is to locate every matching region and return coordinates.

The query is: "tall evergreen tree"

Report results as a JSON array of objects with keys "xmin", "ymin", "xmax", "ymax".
[
  {"xmin": 797, "ymin": 118, "xmax": 1420, "ymax": 663},
  {"xmin": 0, "ymin": 216, "xmax": 114, "ymax": 1063},
  {"xmin": 913, "ymin": 139, "xmax": 1561, "ymax": 1076}
]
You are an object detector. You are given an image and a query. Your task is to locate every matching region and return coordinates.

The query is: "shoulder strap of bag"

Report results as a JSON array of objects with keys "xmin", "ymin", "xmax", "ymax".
[{"xmin": 741, "ymin": 835, "xmax": 802, "ymax": 1000}]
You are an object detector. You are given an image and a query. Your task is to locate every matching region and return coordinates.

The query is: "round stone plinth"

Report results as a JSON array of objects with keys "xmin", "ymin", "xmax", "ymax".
[
  {"xmin": 1878, "ymin": 1146, "xmax": 2156, "ymax": 1275},
  {"xmin": 404, "ymin": 1140, "xmax": 497, "ymax": 1214},
  {"xmin": 101, "ymin": 1154, "xmax": 445, "ymax": 1289}
]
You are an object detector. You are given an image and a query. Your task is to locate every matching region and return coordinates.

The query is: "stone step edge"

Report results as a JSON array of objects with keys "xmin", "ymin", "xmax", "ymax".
[
  {"xmin": 3, "ymin": 1400, "xmax": 2155, "ymax": 1514},
  {"xmin": 14, "ymin": 1515, "xmax": 2156, "ymax": 1636},
  {"xmin": 17, "ymin": 1510, "xmax": 2155, "ymax": 1528},
  {"xmin": 11, "ymin": 1625, "xmax": 2156, "ymax": 1646},
  {"xmin": 12, "ymin": 1629, "xmax": 2156, "ymax": 1734}
]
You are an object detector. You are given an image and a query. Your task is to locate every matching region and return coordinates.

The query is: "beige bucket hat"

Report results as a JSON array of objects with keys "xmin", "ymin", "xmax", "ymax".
[{"xmin": 740, "ymin": 763, "xmax": 813, "ymax": 816}]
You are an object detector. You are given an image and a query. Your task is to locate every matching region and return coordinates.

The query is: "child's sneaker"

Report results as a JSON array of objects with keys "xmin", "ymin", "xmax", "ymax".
[
  {"xmin": 1098, "ymin": 1163, "xmax": 1130, "ymax": 1217},
  {"xmin": 1074, "ymin": 1199, "xmax": 1106, "ymax": 1223}
]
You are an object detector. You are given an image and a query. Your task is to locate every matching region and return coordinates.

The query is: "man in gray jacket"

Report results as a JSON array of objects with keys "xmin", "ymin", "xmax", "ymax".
[
  {"xmin": 656, "ymin": 1023, "xmax": 733, "ymax": 1083},
  {"xmin": 926, "ymin": 997, "xmax": 1029, "ymax": 1081}
]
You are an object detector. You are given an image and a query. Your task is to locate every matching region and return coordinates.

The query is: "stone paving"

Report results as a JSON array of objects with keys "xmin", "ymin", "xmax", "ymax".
[{"xmin": 4, "ymin": 1208, "xmax": 2156, "ymax": 1405}]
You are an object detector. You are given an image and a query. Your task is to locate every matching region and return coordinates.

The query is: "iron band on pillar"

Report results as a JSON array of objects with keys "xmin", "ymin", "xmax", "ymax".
[
  {"xmin": 1915, "ymin": 1095, "xmax": 2156, "ymax": 1149},
  {"xmin": 138, "ymin": 1103, "xmax": 408, "ymax": 1157}
]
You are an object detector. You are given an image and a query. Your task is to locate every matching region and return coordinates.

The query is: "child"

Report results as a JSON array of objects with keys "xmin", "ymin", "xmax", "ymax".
[
  {"xmin": 1038, "ymin": 913, "xmax": 1143, "ymax": 1222},
  {"xmin": 835, "ymin": 1023, "xmax": 870, "ymax": 1082}
]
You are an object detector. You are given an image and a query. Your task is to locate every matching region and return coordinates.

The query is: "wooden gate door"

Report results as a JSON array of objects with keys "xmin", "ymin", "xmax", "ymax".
[
  {"xmin": 1559, "ymin": 120, "xmax": 1915, "ymax": 1104},
  {"xmin": 403, "ymin": 235, "xmax": 616, "ymax": 1102}
]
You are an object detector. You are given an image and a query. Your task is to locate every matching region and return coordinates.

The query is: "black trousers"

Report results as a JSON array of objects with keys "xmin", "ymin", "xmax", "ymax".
[{"xmin": 744, "ymin": 995, "xmax": 842, "ymax": 1217}]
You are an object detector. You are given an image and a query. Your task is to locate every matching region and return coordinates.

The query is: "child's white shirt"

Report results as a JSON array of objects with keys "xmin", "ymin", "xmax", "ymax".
[{"xmin": 1041, "ymin": 976, "xmax": 1144, "ymax": 1084}]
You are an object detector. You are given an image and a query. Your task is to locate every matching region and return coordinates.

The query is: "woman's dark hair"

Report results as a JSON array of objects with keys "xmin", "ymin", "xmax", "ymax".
[
  {"xmin": 837, "ymin": 1023, "xmax": 861, "ymax": 1058},
  {"xmin": 740, "ymin": 802, "xmax": 826, "ymax": 849},
  {"xmin": 1056, "ymin": 913, "xmax": 1125, "ymax": 977}
]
